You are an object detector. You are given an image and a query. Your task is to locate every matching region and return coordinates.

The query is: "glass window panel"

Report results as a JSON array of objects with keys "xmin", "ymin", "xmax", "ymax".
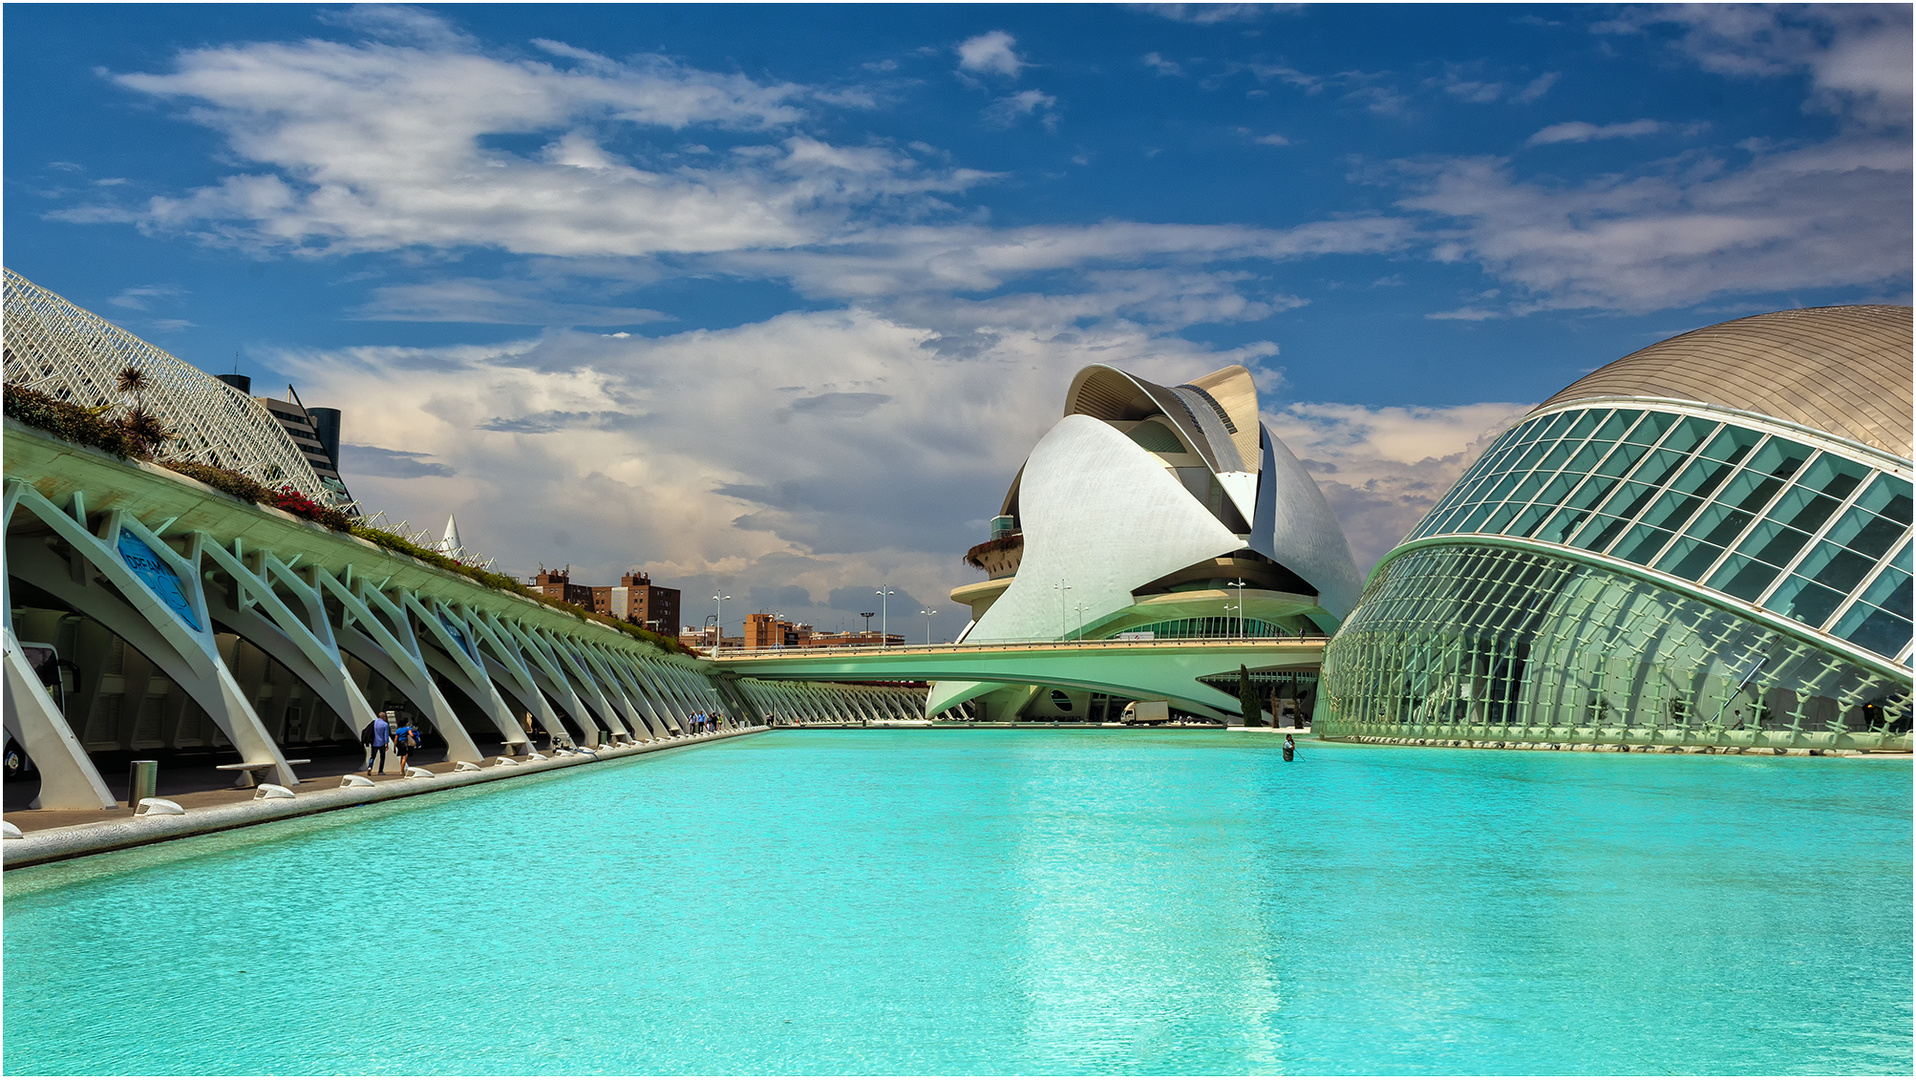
[
  {"xmin": 1506, "ymin": 503, "xmax": 1555, "ymax": 538},
  {"xmin": 1625, "ymin": 411, "xmax": 1677, "ymax": 445},
  {"xmin": 1670, "ymin": 456, "xmax": 1739, "ymax": 499},
  {"xmin": 1856, "ymin": 474, "xmax": 1914, "ymax": 528},
  {"xmin": 1767, "ymin": 574, "xmax": 1845, "ymax": 628},
  {"xmin": 1766, "ymin": 486, "xmax": 1843, "ymax": 537},
  {"xmin": 1563, "ymin": 440, "xmax": 1610, "ymax": 475},
  {"xmin": 1534, "ymin": 440, "xmax": 1578, "ymax": 474},
  {"xmin": 1639, "ymin": 490, "xmax": 1705, "ymax": 533},
  {"xmin": 1708, "ymin": 554, "xmax": 1784, "ymax": 603},
  {"xmin": 1593, "ymin": 440, "xmax": 1650, "ymax": 479},
  {"xmin": 1481, "ymin": 502, "xmax": 1522, "ymax": 534},
  {"xmin": 1627, "ymin": 448, "xmax": 1689, "ymax": 489},
  {"xmin": 1506, "ymin": 470, "xmax": 1550, "ymax": 505},
  {"xmin": 1477, "ymin": 471, "xmax": 1527, "ymax": 505},
  {"xmin": 1687, "ymin": 502, "xmax": 1755, "ymax": 548},
  {"xmin": 1565, "ymin": 475, "xmax": 1619, "ymax": 512},
  {"xmin": 1455, "ymin": 501, "xmax": 1500, "ymax": 534},
  {"xmin": 1594, "ymin": 409, "xmax": 1640, "ymax": 442},
  {"xmin": 1832, "ymin": 603, "xmax": 1913, "ymax": 660},
  {"xmin": 1713, "ymin": 469, "xmax": 1788, "ymax": 515},
  {"xmin": 1599, "ymin": 481, "xmax": 1658, "ymax": 521},
  {"xmin": 1658, "ymin": 415, "xmax": 1718, "ymax": 455},
  {"xmin": 1793, "ymin": 454, "xmax": 1869, "ymax": 502},
  {"xmin": 1697, "ymin": 425, "xmax": 1761, "ymax": 465},
  {"xmin": 1734, "ymin": 519, "xmax": 1813, "ymax": 569},
  {"xmin": 1796, "ymin": 540, "xmax": 1878, "ymax": 596},
  {"xmin": 1856, "ymin": 552, "xmax": 1912, "ymax": 618},
  {"xmin": 1656, "ymin": 537, "xmax": 1726, "ymax": 581},
  {"xmin": 1742, "ymin": 437, "xmax": 1812, "ymax": 482},
  {"xmin": 1563, "ymin": 410, "xmax": 1606, "ymax": 441},
  {"xmin": 1826, "ymin": 503, "xmax": 1906, "ymax": 562},
  {"xmin": 1533, "ymin": 506, "xmax": 1590, "ymax": 545},
  {"xmin": 1571, "ymin": 514, "xmax": 1629, "ymax": 552},
  {"xmin": 1530, "ymin": 472, "xmax": 1580, "ymax": 510},
  {"xmin": 1535, "ymin": 411, "xmax": 1578, "ymax": 441},
  {"xmin": 1506, "ymin": 439, "xmax": 1555, "ymax": 474}
]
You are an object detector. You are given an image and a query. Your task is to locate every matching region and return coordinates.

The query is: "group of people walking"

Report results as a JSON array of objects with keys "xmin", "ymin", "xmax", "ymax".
[
  {"xmin": 361, "ymin": 708, "xmax": 421, "ymax": 775},
  {"xmin": 689, "ymin": 711, "xmax": 725, "ymax": 734}
]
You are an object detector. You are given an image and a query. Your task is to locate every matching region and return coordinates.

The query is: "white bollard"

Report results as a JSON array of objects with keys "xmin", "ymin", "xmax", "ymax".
[
  {"xmin": 494, "ymin": 757, "xmax": 521, "ymax": 767},
  {"xmin": 3, "ymin": 820, "xmax": 23, "ymax": 838},
  {"xmin": 254, "ymin": 784, "xmax": 296, "ymax": 800},
  {"xmin": 405, "ymin": 766, "xmax": 433, "ymax": 779},
  {"xmin": 455, "ymin": 761, "xmax": 483, "ymax": 773},
  {"xmin": 340, "ymin": 775, "xmax": 376, "ymax": 788},
  {"xmin": 136, "ymin": 798, "xmax": 185, "ymax": 816}
]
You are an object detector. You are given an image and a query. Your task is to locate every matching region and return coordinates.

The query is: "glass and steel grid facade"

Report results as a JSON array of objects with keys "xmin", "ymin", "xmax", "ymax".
[{"xmin": 1319, "ymin": 398, "xmax": 1913, "ymax": 750}]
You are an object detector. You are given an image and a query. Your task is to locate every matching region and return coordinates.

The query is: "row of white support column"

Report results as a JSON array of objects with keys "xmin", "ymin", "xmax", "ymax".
[
  {"xmin": 729, "ymin": 678, "xmax": 972, "ymax": 725},
  {"xmin": 3, "ymin": 480, "xmax": 750, "ymax": 810}
]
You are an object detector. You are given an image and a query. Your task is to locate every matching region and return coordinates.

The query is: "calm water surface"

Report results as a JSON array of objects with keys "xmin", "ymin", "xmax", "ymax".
[{"xmin": 5, "ymin": 731, "xmax": 1910, "ymax": 1075}]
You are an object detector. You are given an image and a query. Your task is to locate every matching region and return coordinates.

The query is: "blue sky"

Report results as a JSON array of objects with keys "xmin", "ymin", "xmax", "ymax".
[{"xmin": 5, "ymin": 3, "xmax": 1909, "ymax": 641}]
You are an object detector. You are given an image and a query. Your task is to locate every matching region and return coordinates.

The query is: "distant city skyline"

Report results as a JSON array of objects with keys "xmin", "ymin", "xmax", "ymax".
[{"xmin": 5, "ymin": 3, "xmax": 1908, "ymax": 641}]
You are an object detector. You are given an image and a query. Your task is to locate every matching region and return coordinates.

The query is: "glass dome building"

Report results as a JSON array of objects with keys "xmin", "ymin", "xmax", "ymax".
[{"xmin": 1317, "ymin": 306, "xmax": 1913, "ymax": 751}]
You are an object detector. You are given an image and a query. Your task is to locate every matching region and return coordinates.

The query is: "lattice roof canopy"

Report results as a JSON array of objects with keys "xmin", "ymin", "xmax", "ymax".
[{"xmin": 3, "ymin": 267, "xmax": 353, "ymax": 510}]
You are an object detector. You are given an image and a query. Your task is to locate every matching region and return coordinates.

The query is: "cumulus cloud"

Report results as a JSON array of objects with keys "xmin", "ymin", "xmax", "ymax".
[
  {"xmin": 353, "ymin": 278, "xmax": 671, "ymax": 325},
  {"xmin": 1266, "ymin": 400, "xmax": 1533, "ymax": 570},
  {"xmin": 956, "ymin": 31, "xmax": 1024, "ymax": 77},
  {"xmin": 1527, "ymin": 119, "xmax": 1667, "ymax": 145},
  {"xmin": 1398, "ymin": 136, "xmax": 1911, "ymax": 313},
  {"xmin": 273, "ymin": 305, "xmax": 1280, "ymax": 637}
]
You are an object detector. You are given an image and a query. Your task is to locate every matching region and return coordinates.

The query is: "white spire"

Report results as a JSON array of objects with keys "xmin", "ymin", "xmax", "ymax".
[{"xmin": 438, "ymin": 514, "xmax": 463, "ymax": 557}]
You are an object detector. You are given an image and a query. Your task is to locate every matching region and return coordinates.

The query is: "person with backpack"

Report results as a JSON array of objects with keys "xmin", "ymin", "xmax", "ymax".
[
  {"xmin": 362, "ymin": 709, "xmax": 392, "ymax": 775},
  {"xmin": 392, "ymin": 713, "xmax": 420, "ymax": 773}
]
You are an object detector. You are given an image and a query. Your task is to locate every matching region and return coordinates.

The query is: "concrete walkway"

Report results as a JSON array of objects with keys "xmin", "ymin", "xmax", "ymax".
[{"xmin": 3, "ymin": 726, "xmax": 765, "ymax": 869}]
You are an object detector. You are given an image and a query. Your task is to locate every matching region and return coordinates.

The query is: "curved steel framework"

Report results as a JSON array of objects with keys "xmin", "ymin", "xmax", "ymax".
[
  {"xmin": 2, "ymin": 268, "xmax": 350, "ymax": 511},
  {"xmin": 1320, "ymin": 327, "xmax": 1914, "ymax": 751}
]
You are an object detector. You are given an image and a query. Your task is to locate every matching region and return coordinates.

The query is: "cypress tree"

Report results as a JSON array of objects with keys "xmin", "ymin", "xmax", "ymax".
[{"xmin": 1237, "ymin": 664, "xmax": 1262, "ymax": 726}]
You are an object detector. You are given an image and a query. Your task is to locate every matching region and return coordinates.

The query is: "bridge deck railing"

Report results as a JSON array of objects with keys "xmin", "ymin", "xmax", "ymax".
[{"xmin": 712, "ymin": 636, "xmax": 1330, "ymax": 661}]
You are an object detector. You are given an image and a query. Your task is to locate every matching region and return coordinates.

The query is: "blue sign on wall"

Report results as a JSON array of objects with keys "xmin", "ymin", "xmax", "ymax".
[
  {"xmin": 116, "ymin": 530, "xmax": 202, "ymax": 631},
  {"xmin": 440, "ymin": 613, "xmax": 477, "ymax": 660}
]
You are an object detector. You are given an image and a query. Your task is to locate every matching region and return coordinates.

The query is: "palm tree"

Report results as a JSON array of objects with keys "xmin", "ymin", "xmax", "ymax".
[{"xmin": 115, "ymin": 365, "xmax": 149, "ymax": 397}]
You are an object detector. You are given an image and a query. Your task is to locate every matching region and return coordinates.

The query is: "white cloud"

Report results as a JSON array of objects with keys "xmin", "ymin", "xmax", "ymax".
[
  {"xmin": 1598, "ymin": 5, "xmax": 1912, "ymax": 128},
  {"xmin": 1397, "ymin": 136, "xmax": 1911, "ymax": 313},
  {"xmin": 1143, "ymin": 52, "xmax": 1184, "ymax": 77},
  {"xmin": 353, "ymin": 279, "xmax": 672, "ymax": 326},
  {"xmin": 1527, "ymin": 119, "xmax": 1667, "ymax": 146},
  {"xmin": 1141, "ymin": 4, "xmax": 1284, "ymax": 25},
  {"xmin": 983, "ymin": 89, "xmax": 1060, "ymax": 130},
  {"xmin": 956, "ymin": 31, "xmax": 1024, "ymax": 78},
  {"xmin": 1513, "ymin": 72, "xmax": 1559, "ymax": 103},
  {"xmin": 1266, "ymin": 400, "xmax": 1533, "ymax": 570},
  {"xmin": 108, "ymin": 284, "xmax": 186, "ymax": 310},
  {"xmin": 74, "ymin": 24, "xmax": 997, "ymax": 258}
]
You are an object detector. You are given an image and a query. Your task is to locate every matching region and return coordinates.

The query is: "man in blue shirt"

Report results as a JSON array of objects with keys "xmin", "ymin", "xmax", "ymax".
[{"xmin": 364, "ymin": 711, "xmax": 392, "ymax": 775}]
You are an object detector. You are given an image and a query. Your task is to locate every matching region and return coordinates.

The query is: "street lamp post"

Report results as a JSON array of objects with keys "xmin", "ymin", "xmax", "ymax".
[
  {"xmin": 860, "ymin": 611, "xmax": 875, "ymax": 635},
  {"xmin": 1053, "ymin": 578, "xmax": 1071, "ymax": 640},
  {"xmin": 921, "ymin": 607, "xmax": 937, "ymax": 644},
  {"xmin": 713, "ymin": 593, "xmax": 731, "ymax": 653},
  {"xmin": 876, "ymin": 586, "xmax": 895, "ymax": 645},
  {"xmin": 1228, "ymin": 578, "xmax": 1246, "ymax": 638},
  {"xmin": 1073, "ymin": 601, "xmax": 1086, "ymax": 642}
]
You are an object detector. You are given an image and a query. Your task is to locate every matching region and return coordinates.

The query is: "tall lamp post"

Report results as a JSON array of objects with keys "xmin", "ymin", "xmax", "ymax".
[
  {"xmin": 1073, "ymin": 601, "xmax": 1086, "ymax": 642},
  {"xmin": 921, "ymin": 607, "xmax": 937, "ymax": 644},
  {"xmin": 1053, "ymin": 578, "xmax": 1071, "ymax": 640},
  {"xmin": 876, "ymin": 586, "xmax": 895, "ymax": 645},
  {"xmin": 1228, "ymin": 578, "xmax": 1246, "ymax": 638},
  {"xmin": 712, "ymin": 593, "xmax": 731, "ymax": 653}
]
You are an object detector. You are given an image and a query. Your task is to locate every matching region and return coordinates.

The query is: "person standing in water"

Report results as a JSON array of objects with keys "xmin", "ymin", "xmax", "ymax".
[{"xmin": 1282, "ymin": 733, "xmax": 1296, "ymax": 762}]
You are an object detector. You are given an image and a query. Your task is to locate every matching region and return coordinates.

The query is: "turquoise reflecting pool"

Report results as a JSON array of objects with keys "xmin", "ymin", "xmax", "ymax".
[{"xmin": 5, "ymin": 731, "xmax": 1910, "ymax": 1075}]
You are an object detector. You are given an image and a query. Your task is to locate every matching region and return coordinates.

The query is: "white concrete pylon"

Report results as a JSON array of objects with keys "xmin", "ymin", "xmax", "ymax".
[{"xmin": 402, "ymin": 594, "xmax": 529, "ymax": 748}]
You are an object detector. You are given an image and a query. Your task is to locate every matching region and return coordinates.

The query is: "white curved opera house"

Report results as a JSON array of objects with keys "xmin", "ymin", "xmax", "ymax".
[{"xmin": 931, "ymin": 362, "xmax": 1361, "ymax": 721}]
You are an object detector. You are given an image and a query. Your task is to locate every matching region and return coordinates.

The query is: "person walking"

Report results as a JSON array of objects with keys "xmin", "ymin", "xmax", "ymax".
[
  {"xmin": 363, "ymin": 710, "xmax": 393, "ymax": 775},
  {"xmin": 392, "ymin": 713, "xmax": 420, "ymax": 772}
]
